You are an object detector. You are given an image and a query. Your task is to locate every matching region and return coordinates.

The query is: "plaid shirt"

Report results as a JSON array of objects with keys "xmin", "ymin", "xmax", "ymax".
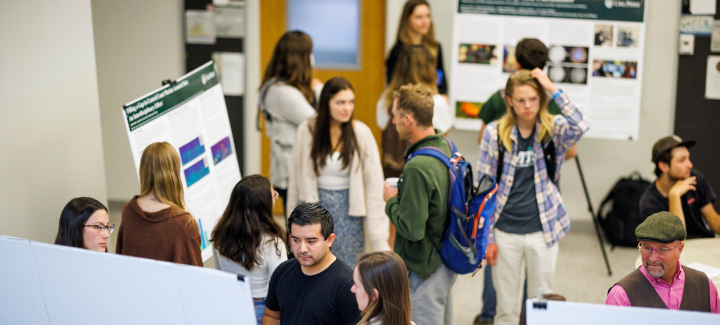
[{"xmin": 479, "ymin": 92, "xmax": 589, "ymax": 247}]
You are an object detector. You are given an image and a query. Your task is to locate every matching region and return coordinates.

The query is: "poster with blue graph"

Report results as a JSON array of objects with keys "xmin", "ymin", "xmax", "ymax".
[
  {"xmin": 179, "ymin": 137, "xmax": 206, "ymax": 165},
  {"xmin": 211, "ymin": 136, "xmax": 233, "ymax": 165},
  {"xmin": 184, "ymin": 158, "xmax": 211, "ymax": 187},
  {"xmin": 123, "ymin": 61, "xmax": 242, "ymax": 262}
]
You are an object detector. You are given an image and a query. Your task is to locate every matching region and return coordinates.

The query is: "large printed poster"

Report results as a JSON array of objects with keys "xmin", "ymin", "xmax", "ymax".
[
  {"xmin": 123, "ymin": 61, "xmax": 241, "ymax": 261},
  {"xmin": 451, "ymin": 0, "xmax": 647, "ymax": 140}
]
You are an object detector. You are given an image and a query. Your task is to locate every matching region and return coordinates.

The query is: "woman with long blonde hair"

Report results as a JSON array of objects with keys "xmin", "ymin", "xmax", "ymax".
[
  {"xmin": 376, "ymin": 45, "xmax": 451, "ymax": 178},
  {"xmin": 386, "ymin": 0, "xmax": 447, "ymax": 95},
  {"xmin": 116, "ymin": 142, "xmax": 202, "ymax": 266},
  {"xmin": 478, "ymin": 69, "xmax": 589, "ymax": 325},
  {"xmin": 260, "ymin": 30, "xmax": 323, "ymax": 216},
  {"xmin": 351, "ymin": 252, "xmax": 415, "ymax": 325}
]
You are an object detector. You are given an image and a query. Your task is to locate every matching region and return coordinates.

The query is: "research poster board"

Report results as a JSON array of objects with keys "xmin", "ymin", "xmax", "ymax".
[
  {"xmin": 123, "ymin": 61, "xmax": 241, "ymax": 261},
  {"xmin": 451, "ymin": 0, "xmax": 647, "ymax": 140},
  {"xmin": 0, "ymin": 236, "xmax": 255, "ymax": 325}
]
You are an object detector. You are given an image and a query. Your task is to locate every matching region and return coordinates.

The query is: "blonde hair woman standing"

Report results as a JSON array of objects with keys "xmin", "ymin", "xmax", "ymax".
[
  {"xmin": 116, "ymin": 142, "xmax": 202, "ymax": 266},
  {"xmin": 479, "ymin": 69, "xmax": 589, "ymax": 325},
  {"xmin": 386, "ymin": 0, "xmax": 447, "ymax": 95}
]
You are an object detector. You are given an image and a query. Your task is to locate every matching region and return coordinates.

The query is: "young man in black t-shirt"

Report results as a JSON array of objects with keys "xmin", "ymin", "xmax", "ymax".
[
  {"xmin": 639, "ymin": 135, "xmax": 720, "ymax": 238},
  {"xmin": 263, "ymin": 203, "xmax": 360, "ymax": 325}
]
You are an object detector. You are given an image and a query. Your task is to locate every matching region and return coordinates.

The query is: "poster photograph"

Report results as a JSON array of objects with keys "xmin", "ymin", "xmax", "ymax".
[{"xmin": 451, "ymin": 0, "xmax": 647, "ymax": 140}]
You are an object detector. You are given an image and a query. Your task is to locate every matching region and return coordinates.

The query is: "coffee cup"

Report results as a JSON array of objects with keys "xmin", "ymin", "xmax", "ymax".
[{"xmin": 386, "ymin": 177, "xmax": 399, "ymax": 188}]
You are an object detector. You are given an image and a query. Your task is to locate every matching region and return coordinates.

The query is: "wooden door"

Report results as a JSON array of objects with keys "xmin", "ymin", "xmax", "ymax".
[{"xmin": 260, "ymin": 0, "xmax": 387, "ymax": 213}]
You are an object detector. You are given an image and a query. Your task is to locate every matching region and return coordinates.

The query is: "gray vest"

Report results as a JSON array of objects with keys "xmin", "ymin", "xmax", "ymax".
[{"xmin": 608, "ymin": 265, "xmax": 711, "ymax": 312}]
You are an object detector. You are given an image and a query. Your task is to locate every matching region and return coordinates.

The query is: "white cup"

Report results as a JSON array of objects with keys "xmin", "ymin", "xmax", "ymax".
[{"xmin": 386, "ymin": 177, "xmax": 399, "ymax": 188}]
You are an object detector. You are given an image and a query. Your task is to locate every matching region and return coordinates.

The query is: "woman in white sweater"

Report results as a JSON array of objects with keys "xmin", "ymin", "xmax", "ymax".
[
  {"xmin": 210, "ymin": 175, "xmax": 287, "ymax": 325},
  {"xmin": 259, "ymin": 30, "xmax": 323, "ymax": 214},
  {"xmin": 287, "ymin": 77, "xmax": 390, "ymax": 268},
  {"xmin": 376, "ymin": 45, "xmax": 452, "ymax": 178}
]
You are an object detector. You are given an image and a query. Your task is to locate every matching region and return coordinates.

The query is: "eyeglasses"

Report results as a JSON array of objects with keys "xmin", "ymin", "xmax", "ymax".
[
  {"xmin": 637, "ymin": 243, "xmax": 677, "ymax": 256},
  {"xmin": 84, "ymin": 224, "xmax": 115, "ymax": 235},
  {"xmin": 273, "ymin": 191, "xmax": 279, "ymax": 200}
]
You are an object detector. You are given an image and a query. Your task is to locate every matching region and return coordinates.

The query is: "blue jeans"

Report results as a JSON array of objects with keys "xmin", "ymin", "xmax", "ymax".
[
  {"xmin": 481, "ymin": 265, "xmax": 496, "ymax": 321},
  {"xmin": 254, "ymin": 298, "xmax": 265, "ymax": 325}
]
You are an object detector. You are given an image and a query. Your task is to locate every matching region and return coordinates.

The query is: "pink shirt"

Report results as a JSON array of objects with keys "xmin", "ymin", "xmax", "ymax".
[{"xmin": 606, "ymin": 261, "xmax": 720, "ymax": 313}]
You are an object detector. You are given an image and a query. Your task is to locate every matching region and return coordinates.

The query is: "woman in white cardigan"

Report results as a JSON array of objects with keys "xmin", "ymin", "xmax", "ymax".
[{"xmin": 287, "ymin": 77, "xmax": 390, "ymax": 268}]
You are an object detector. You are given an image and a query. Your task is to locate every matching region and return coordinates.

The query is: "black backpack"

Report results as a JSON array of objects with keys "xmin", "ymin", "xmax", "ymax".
[{"xmin": 597, "ymin": 172, "xmax": 651, "ymax": 247}]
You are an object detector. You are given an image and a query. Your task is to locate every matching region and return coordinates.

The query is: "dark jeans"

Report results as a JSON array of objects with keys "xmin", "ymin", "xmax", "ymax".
[{"xmin": 480, "ymin": 265, "xmax": 528, "ymax": 322}]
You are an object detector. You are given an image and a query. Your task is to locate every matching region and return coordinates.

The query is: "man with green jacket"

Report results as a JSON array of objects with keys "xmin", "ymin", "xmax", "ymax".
[{"xmin": 383, "ymin": 84, "xmax": 455, "ymax": 325}]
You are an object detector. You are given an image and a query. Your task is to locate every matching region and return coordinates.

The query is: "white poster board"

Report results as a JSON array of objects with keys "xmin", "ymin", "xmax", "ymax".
[
  {"xmin": 451, "ymin": 0, "xmax": 647, "ymax": 140},
  {"xmin": 123, "ymin": 61, "xmax": 242, "ymax": 261},
  {"xmin": 0, "ymin": 236, "xmax": 256, "ymax": 325},
  {"xmin": 526, "ymin": 299, "xmax": 720, "ymax": 325}
]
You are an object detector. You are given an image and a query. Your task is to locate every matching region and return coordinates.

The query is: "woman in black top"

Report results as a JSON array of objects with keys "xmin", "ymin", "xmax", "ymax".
[{"xmin": 386, "ymin": 0, "xmax": 447, "ymax": 95}]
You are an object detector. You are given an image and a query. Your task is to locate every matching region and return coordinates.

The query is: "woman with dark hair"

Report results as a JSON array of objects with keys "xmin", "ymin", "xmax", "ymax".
[
  {"xmin": 352, "ymin": 251, "xmax": 415, "ymax": 325},
  {"xmin": 386, "ymin": 0, "xmax": 447, "ymax": 95},
  {"xmin": 211, "ymin": 175, "xmax": 287, "ymax": 325},
  {"xmin": 287, "ymin": 77, "xmax": 390, "ymax": 268},
  {"xmin": 116, "ymin": 142, "xmax": 202, "ymax": 266},
  {"xmin": 55, "ymin": 197, "xmax": 112, "ymax": 252},
  {"xmin": 259, "ymin": 30, "xmax": 323, "ymax": 215}
]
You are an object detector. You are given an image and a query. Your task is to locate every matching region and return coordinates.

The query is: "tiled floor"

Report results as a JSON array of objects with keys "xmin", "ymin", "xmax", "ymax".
[{"xmin": 107, "ymin": 201, "xmax": 639, "ymax": 324}]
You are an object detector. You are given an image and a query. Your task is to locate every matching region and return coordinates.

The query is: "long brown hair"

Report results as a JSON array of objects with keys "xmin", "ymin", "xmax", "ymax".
[
  {"xmin": 139, "ymin": 142, "xmax": 185, "ymax": 210},
  {"xmin": 396, "ymin": 0, "xmax": 438, "ymax": 55},
  {"xmin": 385, "ymin": 45, "xmax": 438, "ymax": 111},
  {"xmin": 210, "ymin": 175, "xmax": 286, "ymax": 270},
  {"xmin": 261, "ymin": 31, "xmax": 315, "ymax": 103},
  {"xmin": 497, "ymin": 69, "xmax": 553, "ymax": 152},
  {"xmin": 310, "ymin": 77, "xmax": 358, "ymax": 175},
  {"xmin": 356, "ymin": 252, "xmax": 413, "ymax": 325}
]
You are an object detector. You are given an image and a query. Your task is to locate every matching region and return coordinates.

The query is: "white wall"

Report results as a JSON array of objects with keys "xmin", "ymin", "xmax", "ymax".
[
  {"xmin": 387, "ymin": 2, "xmax": 679, "ymax": 221},
  {"xmin": 91, "ymin": 0, "xmax": 184, "ymax": 201},
  {"xmin": 0, "ymin": 1, "xmax": 108, "ymax": 243},
  {"xmin": 92, "ymin": 0, "xmax": 262, "ymax": 201}
]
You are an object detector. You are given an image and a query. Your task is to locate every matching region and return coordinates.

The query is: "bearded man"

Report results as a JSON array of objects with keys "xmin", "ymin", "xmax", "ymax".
[
  {"xmin": 606, "ymin": 211, "xmax": 719, "ymax": 312},
  {"xmin": 639, "ymin": 135, "xmax": 720, "ymax": 237}
]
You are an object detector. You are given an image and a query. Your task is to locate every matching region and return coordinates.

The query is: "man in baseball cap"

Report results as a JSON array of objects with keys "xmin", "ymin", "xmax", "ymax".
[
  {"xmin": 638, "ymin": 135, "xmax": 720, "ymax": 238},
  {"xmin": 606, "ymin": 212, "xmax": 719, "ymax": 312}
]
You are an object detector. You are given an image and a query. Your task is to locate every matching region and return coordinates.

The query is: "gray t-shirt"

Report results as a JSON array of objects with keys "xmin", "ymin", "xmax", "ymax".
[{"xmin": 495, "ymin": 130, "xmax": 543, "ymax": 234}]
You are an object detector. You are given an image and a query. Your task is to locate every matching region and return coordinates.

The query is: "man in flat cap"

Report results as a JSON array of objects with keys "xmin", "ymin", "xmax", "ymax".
[
  {"xmin": 639, "ymin": 135, "xmax": 720, "ymax": 238},
  {"xmin": 606, "ymin": 212, "xmax": 719, "ymax": 312}
]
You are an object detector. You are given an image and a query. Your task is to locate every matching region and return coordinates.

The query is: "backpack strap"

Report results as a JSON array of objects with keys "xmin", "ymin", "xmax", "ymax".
[{"xmin": 496, "ymin": 132, "xmax": 557, "ymax": 184}]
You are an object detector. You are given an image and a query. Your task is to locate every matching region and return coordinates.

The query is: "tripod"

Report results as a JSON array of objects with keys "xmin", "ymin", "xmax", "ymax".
[{"xmin": 574, "ymin": 155, "xmax": 612, "ymax": 276}]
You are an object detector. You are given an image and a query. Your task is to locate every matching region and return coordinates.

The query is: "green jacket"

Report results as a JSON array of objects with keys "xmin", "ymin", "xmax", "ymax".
[
  {"xmin": 385, "ymin": 130, "xmax": 450, "ymax": 279},
  {"xmin": 477, "ymin": 91, "xmax": 562, "ymax": 124}
]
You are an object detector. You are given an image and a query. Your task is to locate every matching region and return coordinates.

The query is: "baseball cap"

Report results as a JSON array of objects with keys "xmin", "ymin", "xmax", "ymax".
[{"xmin": 651, "ymin": 135, "xmax": 696, "ymax": 163}]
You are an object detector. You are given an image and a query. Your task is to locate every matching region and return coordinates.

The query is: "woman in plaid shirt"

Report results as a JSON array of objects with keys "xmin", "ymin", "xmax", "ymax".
[{"xmin": 479, "ymin": 68, "xmax": 589, "ymax": 325}]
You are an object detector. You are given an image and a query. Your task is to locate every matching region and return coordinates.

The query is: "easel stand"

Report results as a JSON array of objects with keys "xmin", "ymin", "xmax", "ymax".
[{"xmin": 575, "ymin": 155, "xmax": 612, "ymax": 276}]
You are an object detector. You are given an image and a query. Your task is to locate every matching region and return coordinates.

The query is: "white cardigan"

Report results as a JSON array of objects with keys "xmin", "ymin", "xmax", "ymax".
[{"xmin": 287, "ymin": 119, "xmax": 391, "ymax": 252}]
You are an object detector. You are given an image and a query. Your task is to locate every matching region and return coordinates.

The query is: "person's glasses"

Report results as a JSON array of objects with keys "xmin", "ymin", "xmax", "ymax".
[
  {"xmin": 273, "ymin": 191, "xmax": 279, "ymax": 200},
  {"xmin": 638, "ymin": 243, "xmax": 677, "ymax": 256},
  {"xmin": 85, "ymin": 224, "xmax": 115, "ymax": 235}
]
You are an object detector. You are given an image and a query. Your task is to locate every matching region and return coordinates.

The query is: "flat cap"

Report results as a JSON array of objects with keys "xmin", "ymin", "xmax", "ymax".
[{"xmin": 635, "ymin": 211, "xmax": 686, "ymax": 244}]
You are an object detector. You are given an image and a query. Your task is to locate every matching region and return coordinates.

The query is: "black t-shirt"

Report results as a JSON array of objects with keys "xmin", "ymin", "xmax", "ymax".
[
  {"xmin": 639, "ymin": 169, "xmax": 717, "ymax": 239},
  {"xmin": 496, "ymin": 130, "xmax": 543, "ymax": 234},
  {"xmin": 265, "ymin": 258, "xmax": 360, "ymax": 325}
]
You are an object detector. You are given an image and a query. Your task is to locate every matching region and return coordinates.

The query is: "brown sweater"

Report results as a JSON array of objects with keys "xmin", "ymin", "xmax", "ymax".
[{"xmin": 116, "ymin": 196, "xmax": 203, "ymax": 266}]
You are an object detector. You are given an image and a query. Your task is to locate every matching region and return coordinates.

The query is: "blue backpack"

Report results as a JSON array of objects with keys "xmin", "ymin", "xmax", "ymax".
[{"xmin": 406, "ymin": 137, "xmax": 498, "ymax": 275}]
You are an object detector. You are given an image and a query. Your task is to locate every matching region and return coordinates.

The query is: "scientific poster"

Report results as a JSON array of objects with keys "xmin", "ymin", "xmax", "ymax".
[
  {"xmin": 123, "ymin": 61, "xmax": 241, "ymax": 261},
  {"xmin": 451, "ymin": 0, "xmax": 647, "ymax": 140}
]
